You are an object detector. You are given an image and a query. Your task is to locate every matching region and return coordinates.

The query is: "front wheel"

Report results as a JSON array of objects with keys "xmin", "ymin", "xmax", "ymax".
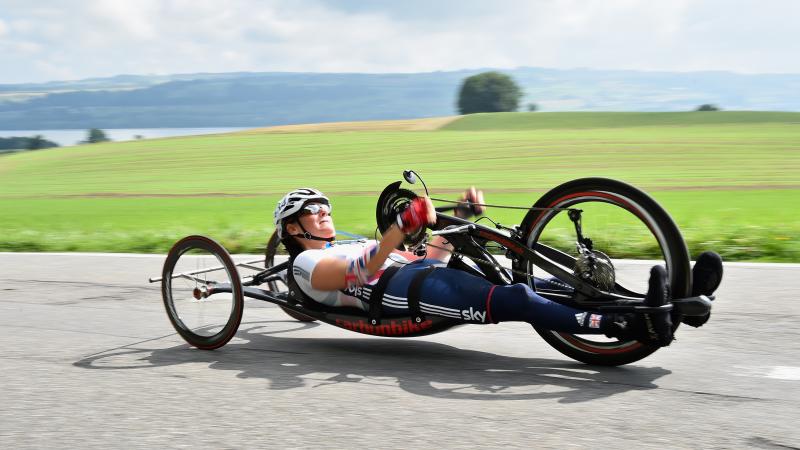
[
  {"xmin": 519, "ymin": 178, "xmax": 691, "ymax": 366},
  {"xmin": 161, "ymin": 235, "xmax": 244, "ymax": 349}
]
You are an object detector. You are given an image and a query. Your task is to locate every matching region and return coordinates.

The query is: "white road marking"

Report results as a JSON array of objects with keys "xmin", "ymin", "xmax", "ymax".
[
  {"xmin": 735, "ymin": 365, "xmax": 800, "ymax": 381},
  {"xmin": 766, "ymin": 366, "xmax": 800, "ymax": 381}
]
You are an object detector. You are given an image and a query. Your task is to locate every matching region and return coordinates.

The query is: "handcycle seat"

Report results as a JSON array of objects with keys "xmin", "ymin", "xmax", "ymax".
[
  {"xmin": 251, "ymin": 285, "xmax": 426, "ymax": 320},
  {"xmin": 282, "ymin": 259, "xmax": 445, "ymax": 325}
]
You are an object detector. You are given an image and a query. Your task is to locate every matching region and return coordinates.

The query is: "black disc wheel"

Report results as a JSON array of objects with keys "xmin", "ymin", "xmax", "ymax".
[
  {"xmin": 375, "ymin": 181, "xmax": 425, "ymax": 250},
  {"xmin": 161, "ymin": 235, "xmax": 244, "ymax": 349},
  {"xmin": 519, "ymin": 178, "xmax": 691, "ymax": 366},
  {"xmin": 264, "ymin": 231, "xmax": 316, "ymax": 322}
]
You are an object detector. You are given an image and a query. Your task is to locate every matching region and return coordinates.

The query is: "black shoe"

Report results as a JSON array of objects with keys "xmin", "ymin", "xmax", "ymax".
[
  {"xmin": 639, "ymin": 265, "xmax": 674, "ymax": 346},
  {"xmin": 691, "ymin": 251, "xmax": 723, "ymax": 296},
  {"xmin": 603, "ymin": 265, "xmax": 673, "ymax": 346},
  {"xmin": 683, "ymin": 251, "xmax": 723, "ymax": 328}
]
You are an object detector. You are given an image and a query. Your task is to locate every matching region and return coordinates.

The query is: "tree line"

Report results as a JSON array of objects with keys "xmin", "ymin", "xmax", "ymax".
[
  {"xmin": 0, "ymin": 135, "xmax": 59, "ymax": 152},
  {"xmin": 457, "ymin": 71, "xmax": 723, "ymax": 114},
  {"xmin": 0, "ymin": 128, "xmax": 111, "ymax": 153}
]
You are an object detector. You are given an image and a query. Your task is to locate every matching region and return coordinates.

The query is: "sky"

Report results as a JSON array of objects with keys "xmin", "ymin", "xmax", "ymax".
[{"xmin": 1, "ymin": 0, "xmax": 798, "ymax": 84}]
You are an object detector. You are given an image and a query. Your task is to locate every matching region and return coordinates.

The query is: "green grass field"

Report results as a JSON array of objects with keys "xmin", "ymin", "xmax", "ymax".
[{"xmin": 1, "ymin": 112, "xmax": 798, "ymax": 260}]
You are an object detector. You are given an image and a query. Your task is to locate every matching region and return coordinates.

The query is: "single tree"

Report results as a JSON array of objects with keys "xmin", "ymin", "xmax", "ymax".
[
  {"xmin": 85, "ymin": 128, "xmax": 111, "ymax": 144},
  {"xmin": 26, "ymin": 135, "xmax": 46, "ymax": 150},
  {"xmin": 696, "ymin": 104, "xmax": 720, "ymax": 111},
  {"xmin": 457, "ymin": 71, "xmax": 523, "ymax": 114},
  {"xmin": 527, "ymin": 102, "xmax": 538, "ymax": 112}
]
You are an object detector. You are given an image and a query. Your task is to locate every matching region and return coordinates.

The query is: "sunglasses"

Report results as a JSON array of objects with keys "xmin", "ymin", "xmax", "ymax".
[{"xmin": 300, "ymin": 203, "xmax": 331, "ymax": 216}]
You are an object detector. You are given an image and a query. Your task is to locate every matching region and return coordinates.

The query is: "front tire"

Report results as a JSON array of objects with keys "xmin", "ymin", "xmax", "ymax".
[
  {"xmin": 519, "ymin": 178, "xmax": 691, "ymax": 366},
  {"xmin": 162, "ymin": 235, "xmax": 244, "ymax": 349}
]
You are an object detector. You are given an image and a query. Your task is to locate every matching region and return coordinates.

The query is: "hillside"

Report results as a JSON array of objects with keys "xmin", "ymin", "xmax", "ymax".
[
  {"xmin": 2, "ymin": 68, "xmax": 800, "ymax": 130},
  {"xmin": 0, "ymin": 112, "xmax": 798, "ymax": 260},
  {"xmin": 442, "ymin": 111, "xmax": 800, "ymax": 130}
]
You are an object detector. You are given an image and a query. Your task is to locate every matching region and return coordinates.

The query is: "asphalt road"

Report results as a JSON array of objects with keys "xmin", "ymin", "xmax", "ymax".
[{"xmin": 1, "ymin": 253, "xmax": 799, "ymax": 449}]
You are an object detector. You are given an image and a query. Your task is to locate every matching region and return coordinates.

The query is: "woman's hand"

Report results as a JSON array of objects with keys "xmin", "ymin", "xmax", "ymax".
[
  {"xmin": 455, "ymin": 186, "xmax": 485, "ymax": 219},
  {"xmin": 397, "ymin": 196, "xmax": 436, "ymax": 233},
  {"xmin": 426, "ymin": 187, "xmax": 484, "ymax": 262},
  {"xmin": 422, "ymin": 196, "xmax": 436, "ymax": 224}
]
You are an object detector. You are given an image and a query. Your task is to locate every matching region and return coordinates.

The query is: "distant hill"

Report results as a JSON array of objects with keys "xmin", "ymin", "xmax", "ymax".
[
  {"xmin": 442, "ymin": 111, "xmax": 800, "ymax": 130},
  {"xmin": 1, "ymin": 67, "xmax": 799, "ymax": 130}
]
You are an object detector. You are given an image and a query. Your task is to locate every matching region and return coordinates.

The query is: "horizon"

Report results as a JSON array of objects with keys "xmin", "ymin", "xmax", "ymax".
[{"xmin": 6, "ymin": 64, "xmax": 800, "ymax": 87}]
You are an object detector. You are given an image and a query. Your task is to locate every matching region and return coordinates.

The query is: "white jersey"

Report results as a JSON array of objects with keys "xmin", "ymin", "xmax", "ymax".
[{"xmin": 292, "ymin": 240, "xmax": 411, "ymax": 309}]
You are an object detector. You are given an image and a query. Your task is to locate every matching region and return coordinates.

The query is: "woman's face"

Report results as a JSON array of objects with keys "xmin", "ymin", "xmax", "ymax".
[{"xmin": 287, "ymin": 202, "xmax": 335, "ymax": 248}]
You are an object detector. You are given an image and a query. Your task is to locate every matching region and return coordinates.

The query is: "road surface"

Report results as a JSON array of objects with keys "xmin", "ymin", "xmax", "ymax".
[{"xmin": 1, "ymin": 253, "xmax": 798, "ymax": 449}]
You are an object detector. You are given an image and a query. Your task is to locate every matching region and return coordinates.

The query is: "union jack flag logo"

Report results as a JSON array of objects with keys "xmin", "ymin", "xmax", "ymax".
[{"xmin": 589, "ymin": 314, "xmax": 602, "ymax": 329}]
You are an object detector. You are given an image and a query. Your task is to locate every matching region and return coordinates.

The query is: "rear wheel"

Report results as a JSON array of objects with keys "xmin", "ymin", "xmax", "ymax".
[
  {"xmin": 519, "ymin": 178, "xmax": 691, "ymax": 366},
  {"xmin": 162, "ymin": 235, "xmax": 244, "ymax": 349},
  {"xmin": 264, "ymin": 231, "xmax": 316, "ymax": 322}
]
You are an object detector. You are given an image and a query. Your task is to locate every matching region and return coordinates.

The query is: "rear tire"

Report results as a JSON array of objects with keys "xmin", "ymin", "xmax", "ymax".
[{"xmin": 519, "ymin": 178, "xmax": 691, "ymax": 366}]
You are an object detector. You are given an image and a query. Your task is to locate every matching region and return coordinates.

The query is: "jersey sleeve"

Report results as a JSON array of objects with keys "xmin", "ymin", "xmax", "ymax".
[{"xmin": 292, "ymin": 249, "xmax": 326, "ymax": 291}]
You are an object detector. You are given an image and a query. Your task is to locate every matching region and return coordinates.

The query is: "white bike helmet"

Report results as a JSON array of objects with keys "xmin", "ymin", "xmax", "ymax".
[{"xmin": 273, "ymin": 188, "xmax": 332, "ymax": 239}]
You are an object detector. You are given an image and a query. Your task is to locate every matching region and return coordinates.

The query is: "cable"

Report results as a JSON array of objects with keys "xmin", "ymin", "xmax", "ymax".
[
  {"xmin": 474, "ymin": 215, "xmax": 499, "ymax": 227},
  {"xmin": 430, "ymin": 197, "xmax": 579, "ymax": 212},
  {"xmin": 423, "ymin": 241, "xmax": 534, "ymax": 280}
]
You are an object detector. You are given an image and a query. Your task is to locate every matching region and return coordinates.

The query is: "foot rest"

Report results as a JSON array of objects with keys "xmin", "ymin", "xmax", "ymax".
[
  {"xmin": 598, "ymin": 304, "xmax": 673, "ymax": 314},
  {"xmin": 671, "ymin": 295, "xmax": 713, "ymax": 316}
]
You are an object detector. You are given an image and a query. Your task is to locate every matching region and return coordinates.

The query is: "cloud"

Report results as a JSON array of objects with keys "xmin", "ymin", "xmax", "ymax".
[{"xmin": 0, "ymin": 0, "xmax": 798, "ymax": 84}]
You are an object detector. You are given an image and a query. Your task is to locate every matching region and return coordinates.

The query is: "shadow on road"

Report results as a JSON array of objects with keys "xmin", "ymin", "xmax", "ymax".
[{"xmin": 74, "ymin": 320, "xmax": 671, "ymax": 403}]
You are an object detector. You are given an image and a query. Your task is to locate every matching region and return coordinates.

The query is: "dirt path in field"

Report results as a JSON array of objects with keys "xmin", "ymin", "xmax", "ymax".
[
  {"xmin": 3, "ymin": 184, "xmax": 799, "ymax": 200},
  {"xmin": 238, "ymin": 116, "xmax": 461, "ymax": 133}
]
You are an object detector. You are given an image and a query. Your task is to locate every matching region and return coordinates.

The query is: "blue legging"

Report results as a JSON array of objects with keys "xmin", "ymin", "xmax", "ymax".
[{"xmin": 380, "ymin": 259, "xmax": 607, "ymax": 334}]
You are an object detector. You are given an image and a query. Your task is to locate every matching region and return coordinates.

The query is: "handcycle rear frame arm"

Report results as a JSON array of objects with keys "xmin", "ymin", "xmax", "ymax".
[
  {"xmin": 431, "ymin": 214, "xmax": 691, "ymax": 314},
  {"xmin": 432, "ymin": 212, "xmax": 613, "ymax": 303}
]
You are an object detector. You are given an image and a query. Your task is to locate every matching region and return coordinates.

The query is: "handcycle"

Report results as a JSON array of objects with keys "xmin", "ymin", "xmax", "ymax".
[{"xmin": 149, "ymin": 170, "xmax": 714, "ymax": 366}]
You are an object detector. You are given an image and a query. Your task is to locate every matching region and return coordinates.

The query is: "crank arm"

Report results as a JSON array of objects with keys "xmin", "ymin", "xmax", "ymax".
[{"xmin": 596, "ymin": 295, "xmax": 712, "ymax": 316}]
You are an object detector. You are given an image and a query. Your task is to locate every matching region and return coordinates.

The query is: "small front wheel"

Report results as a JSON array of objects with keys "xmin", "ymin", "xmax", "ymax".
[{"xmin": 161, "ymin": 235, "xmax": 244, "ymax": 349}]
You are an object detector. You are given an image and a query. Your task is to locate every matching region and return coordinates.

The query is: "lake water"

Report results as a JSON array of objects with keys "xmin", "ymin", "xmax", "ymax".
[{"xmin": 0, "ymin": 127, "xmax": 252, "ymax": 147}]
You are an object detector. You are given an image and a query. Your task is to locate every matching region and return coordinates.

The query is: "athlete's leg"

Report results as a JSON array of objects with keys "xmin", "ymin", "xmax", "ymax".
[
  {"xmin": 380, "ymin": 260, "xmax": 468, "ymax": 321},
  {"xmin": 486, "ymin": 283, "xmax": 607, "ymax": 333},
  {"xmin": 381, "ymin": 260, "xmax": 611, "ymax": 334}
]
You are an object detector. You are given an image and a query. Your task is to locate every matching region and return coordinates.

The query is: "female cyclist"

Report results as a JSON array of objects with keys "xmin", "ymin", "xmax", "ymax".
[{"xmin": 273, "ymin": 188, "xmax": 721, "ymax": 346}]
